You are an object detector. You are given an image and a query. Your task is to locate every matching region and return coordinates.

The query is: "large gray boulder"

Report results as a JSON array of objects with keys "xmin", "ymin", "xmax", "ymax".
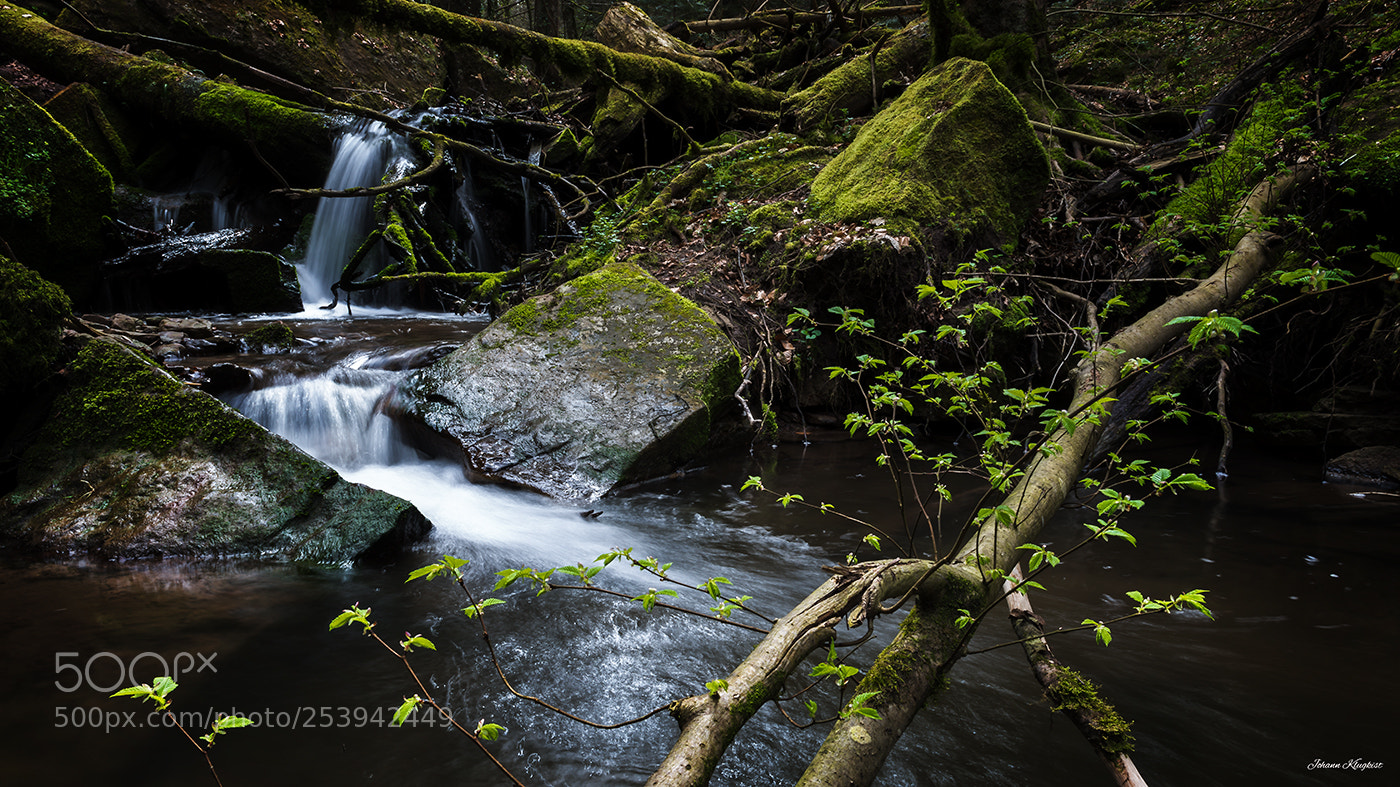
[
  {"xmin": 401, "ymin": 261, "xmax": 740, "ymax": 499},
  {"xmin": 1, "ymin": 336, "xmax": 428, "ymax": 561}
]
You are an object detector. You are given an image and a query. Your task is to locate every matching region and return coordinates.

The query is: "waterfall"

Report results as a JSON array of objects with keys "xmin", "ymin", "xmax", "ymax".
[
  {"xmin": 296, "ymin": 121, "xmax": 400, "ymax": 310},
  {"xmin": 224, "ymin": 364, "xmax": 411, "ymax": 469},
  {"xmin": 454, "ymin": 161, "xmax": 496, "ymax": 271},
  {"xmin": 521, "ymin": 139, "xmax": 544, "ymax": 253}
]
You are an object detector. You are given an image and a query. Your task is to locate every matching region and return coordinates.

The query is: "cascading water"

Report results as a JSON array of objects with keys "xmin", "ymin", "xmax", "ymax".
[
  {"xmin": 453, "ymin": 161, "xmax": 496, "ymax": 272},
  {"xmin": 296, "ymin": 120, "xmax": 403, "ymax": 310}
]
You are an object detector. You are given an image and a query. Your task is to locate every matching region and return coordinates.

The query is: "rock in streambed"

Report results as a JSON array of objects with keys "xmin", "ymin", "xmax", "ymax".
[
  {"xmin": 0, "ymin": 336, "xmax": 429, "ymax": 562},
  {"xmin": 400, "ymin": 262, "xmax": 741, "ymax": 499}
]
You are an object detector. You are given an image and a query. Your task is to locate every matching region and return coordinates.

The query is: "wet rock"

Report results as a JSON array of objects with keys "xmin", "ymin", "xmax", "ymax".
[
  {"xmin": 1252, "ymin": 388, "xmax": 1400, "ymax": 450},
  {"xmin": 0, "ymin": 336, "xmax": 429, "ymax": 562},
  {"xmin": 198, "ymin": 363, "xmax": 259, "ymax": 395},
  {"xmin": 111, "ymin": 313, "xmax": 146, "ymax": 332},
  {"xmin": 401, "ymin": 262, "xmax": 740, "ymax": 499},
  {"xmin": 103, "ymin": 234, "xmax": 300, "ymax": 314},
  {"xmin": 1325, "ymin": 446, "xmax": 1400, "ymax": 489},
  {"xmin": 160, "ymin": 317, "xmax": 214, "ymax": 338},
  {"xmin": 152, "ymin": 343, "xmax": 185, "ymax": 362}
]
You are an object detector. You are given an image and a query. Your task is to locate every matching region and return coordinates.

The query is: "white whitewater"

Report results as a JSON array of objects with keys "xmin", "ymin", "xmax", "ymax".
[{"xmin": 296, "ymin": 121, "xmax": 400, "ymax": 309}]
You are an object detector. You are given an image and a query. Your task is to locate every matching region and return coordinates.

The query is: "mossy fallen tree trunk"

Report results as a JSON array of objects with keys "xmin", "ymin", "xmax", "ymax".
[
  {"xmin": 330, "ymin": 0, "xmax": 782, "ymax": 113},
  {"xmin": 1003, "ymin": 565, "xmax": 1146, "ymax": 787},
  {"xmin": 781, "ymin": 19, "xmax": 930, "ymax": 131},
  {"xmin": 0, "ymin": 3, "xmax": 335, "ymax": 185},
  {"xmin": 645, "ymin": 165, "xmax": 1315, "ymax": 786},
  {"xmin": 595, "ymin": 2, "xmax": 731, "ymax": 78},
  {"xmin": 791, "ymin": 165, "xmax": 1315, "ymax": 787}
]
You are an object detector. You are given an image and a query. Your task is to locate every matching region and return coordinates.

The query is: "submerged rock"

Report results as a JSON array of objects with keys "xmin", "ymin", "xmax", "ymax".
[
  {"xmin": 402, "ymin": 262, "xmax": 740, "ymax": 499},
  {"xmin": 1325, "ymin": 446, "xmax": 1400, "ymax": 490},
  {"xmin": 0, "ymin": 336, "xmax": 429, "ymax": 561},
  {"xmin": 809, "ymin": 57, "xmax": 1049, "ymax": 246}
]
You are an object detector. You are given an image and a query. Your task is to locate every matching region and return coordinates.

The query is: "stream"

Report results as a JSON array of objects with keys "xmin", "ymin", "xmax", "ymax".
[
  {"xmin": 6, "ymin": 117, "xmax": 1397, "ymax": 786},
  {"xmin": 1, "ymin": 313, "xmax": 1396, "ymax": 786}
]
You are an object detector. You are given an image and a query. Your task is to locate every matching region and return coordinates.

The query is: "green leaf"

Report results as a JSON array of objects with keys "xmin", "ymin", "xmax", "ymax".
[
  {"xmin": 462, "ymin": 598, "xmax": 505, "ymax": 619},
  {"xmin": 705, "ymin": 678, "xmax": 728, "ymax": 696},
  {"xmin": 1082, "ymin": 619, "xmax": 1112, "ymax": 646},
  {"xmin": 391, "ymin": 696, "xmax": 422, "ymax": 727},
  {"xmin": 329, "ymin": 604, "xmax": 373, "ymax": 633},
  {"xmin": 405, "ymin": 563, "xmax": 444, "ymax": 583},
  {"xmin": 476, "ymin": 722, "xmax": 506, "ymax": 741},
  {"xmin": 400, "ymin": 634, "xmax": 436, "ymax": 652}
]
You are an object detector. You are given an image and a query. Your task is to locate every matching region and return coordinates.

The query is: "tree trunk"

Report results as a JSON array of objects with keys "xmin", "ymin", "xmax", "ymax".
[
  {"xmin": 645, "ymin": 165, "xmax": 1315, "ymax": 786},
  {"xmin": 333, "ymin": 0, "xmax": 782, "ymax": 112},
  {"xmin": 595, "ymin": 2, "xmax": 731, "ymax": 78},
  {"xmin": 0, "ymin": 4, "xmax": 334, "ymax": 185},
  {"xmin": 791, "ymin": 166, "xmax": 1314, "ymax": 786}
]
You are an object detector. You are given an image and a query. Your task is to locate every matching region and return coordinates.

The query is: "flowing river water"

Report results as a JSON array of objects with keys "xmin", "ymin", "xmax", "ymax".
[{"xmin": 1, "ymin": 313, "xmax": 1396, "ymax": 786}]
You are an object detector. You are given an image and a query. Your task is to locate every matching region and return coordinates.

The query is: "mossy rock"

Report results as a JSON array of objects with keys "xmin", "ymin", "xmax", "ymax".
[
  {"xmin": 0, "ymin": 254, "xmax": 72, "ymax": 407},
  {"xmin": 0, "ymin": 77, "xmax": 114, "ymax": 300},
  {"xmin": 809, "ymin": 57, "xmax": 1048, "ymax": 247},
  {"xmin": 42, "ymin": 82, "xmax": 140, "ymax": 179},
  {"xmin": 0, "ymin": 337, "xmax": 429, "ymax": 561},
  {"xmin": 403, "ymin": 261, "xmax": 741, "ymax": 499}
]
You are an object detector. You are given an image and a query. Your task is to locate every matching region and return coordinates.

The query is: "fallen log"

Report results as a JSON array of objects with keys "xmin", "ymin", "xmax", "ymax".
[
  {"xmin": 0, "ymin": 3, "xmax": 335, "ymax": 184},
  {"xmin": 642, "ymin": 164, "xmax": 1315, "ymax": 787}
]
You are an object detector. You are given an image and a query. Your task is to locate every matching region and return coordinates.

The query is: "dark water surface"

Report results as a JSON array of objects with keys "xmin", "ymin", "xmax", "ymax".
[{"xmin": 2, "ymin": 317, "xmax": 1395, "ymax": 786}]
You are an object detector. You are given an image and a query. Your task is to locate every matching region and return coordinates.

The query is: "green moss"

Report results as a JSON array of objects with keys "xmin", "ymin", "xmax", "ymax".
[
  {"xmin": 42, "ymin": 338, "xmax": 260, "ymax": 454},
  {"xmin": 42, "ymin": 83, "xmax": 137, "ymax": 178},
  {"xmin": 858, "ymin": 568, "xmax": 984, "ymax": 701},
  {"xmin": 244, "ymin": 322, "xmax": 296, "ymax": 352},
  {"xmin": 809, "ymin": 58, "xmax": 1049, "ymax": 248},
  {"xmin": 1047, "ymin": 667, "xmax": 1136, "ymax": 754},
  {"xmin": 0, "ymin": 78, "xmax": 114, "ymax": 298},
  {"xmin": 1155, "ymin": 90, "xmax": 1308, "ymax": 234},
  {"xmin": 733, "ymin": 681, "xmax": 774, "ymax": 716},
  {"xmin": 0, "ymin": 255, "xmax": 72, "ymax": 402}
]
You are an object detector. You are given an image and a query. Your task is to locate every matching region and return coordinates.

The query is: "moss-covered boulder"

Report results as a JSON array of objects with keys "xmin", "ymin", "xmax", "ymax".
[
  {"xmin": 402, "ymin": 261, "xmax": 741, "ymax": 499},
  {"xmin": 0, "ymin": 254, "xmax": 72, "ymax": 408},
  {"xmin": 0, "ymin": 77, "xmax": 113, "ymax": 299},
  {"xmin": 0, "ymin": 337, "xmax": 429, "ymax": 561},
  {"xmin": 808, "ymin": 57, "xmax": 1048, "ymax": 246}
]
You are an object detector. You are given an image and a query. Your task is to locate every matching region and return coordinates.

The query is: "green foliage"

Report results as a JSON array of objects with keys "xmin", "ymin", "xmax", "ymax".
[
  {"xmin": 839, "ymin": 692, "xmax": 883, "ymax": 721},
  {"xmin": 329, "ymin": 604, "xmax": 375, "ymax": 634},
  {"xmin": 392, "ymin": 696, "xmax": 423, "ymax": 727},
  {"xmin": 201, "ymin": 714, "xmax": 254, "ymax": 746},
  {"xmin": 1165, "ymin": 309, "xmax": 1257, "ymax": 349},
  {"xmin": 111, "ymin": 675, "xmax": 179, "ymax": 710}
]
